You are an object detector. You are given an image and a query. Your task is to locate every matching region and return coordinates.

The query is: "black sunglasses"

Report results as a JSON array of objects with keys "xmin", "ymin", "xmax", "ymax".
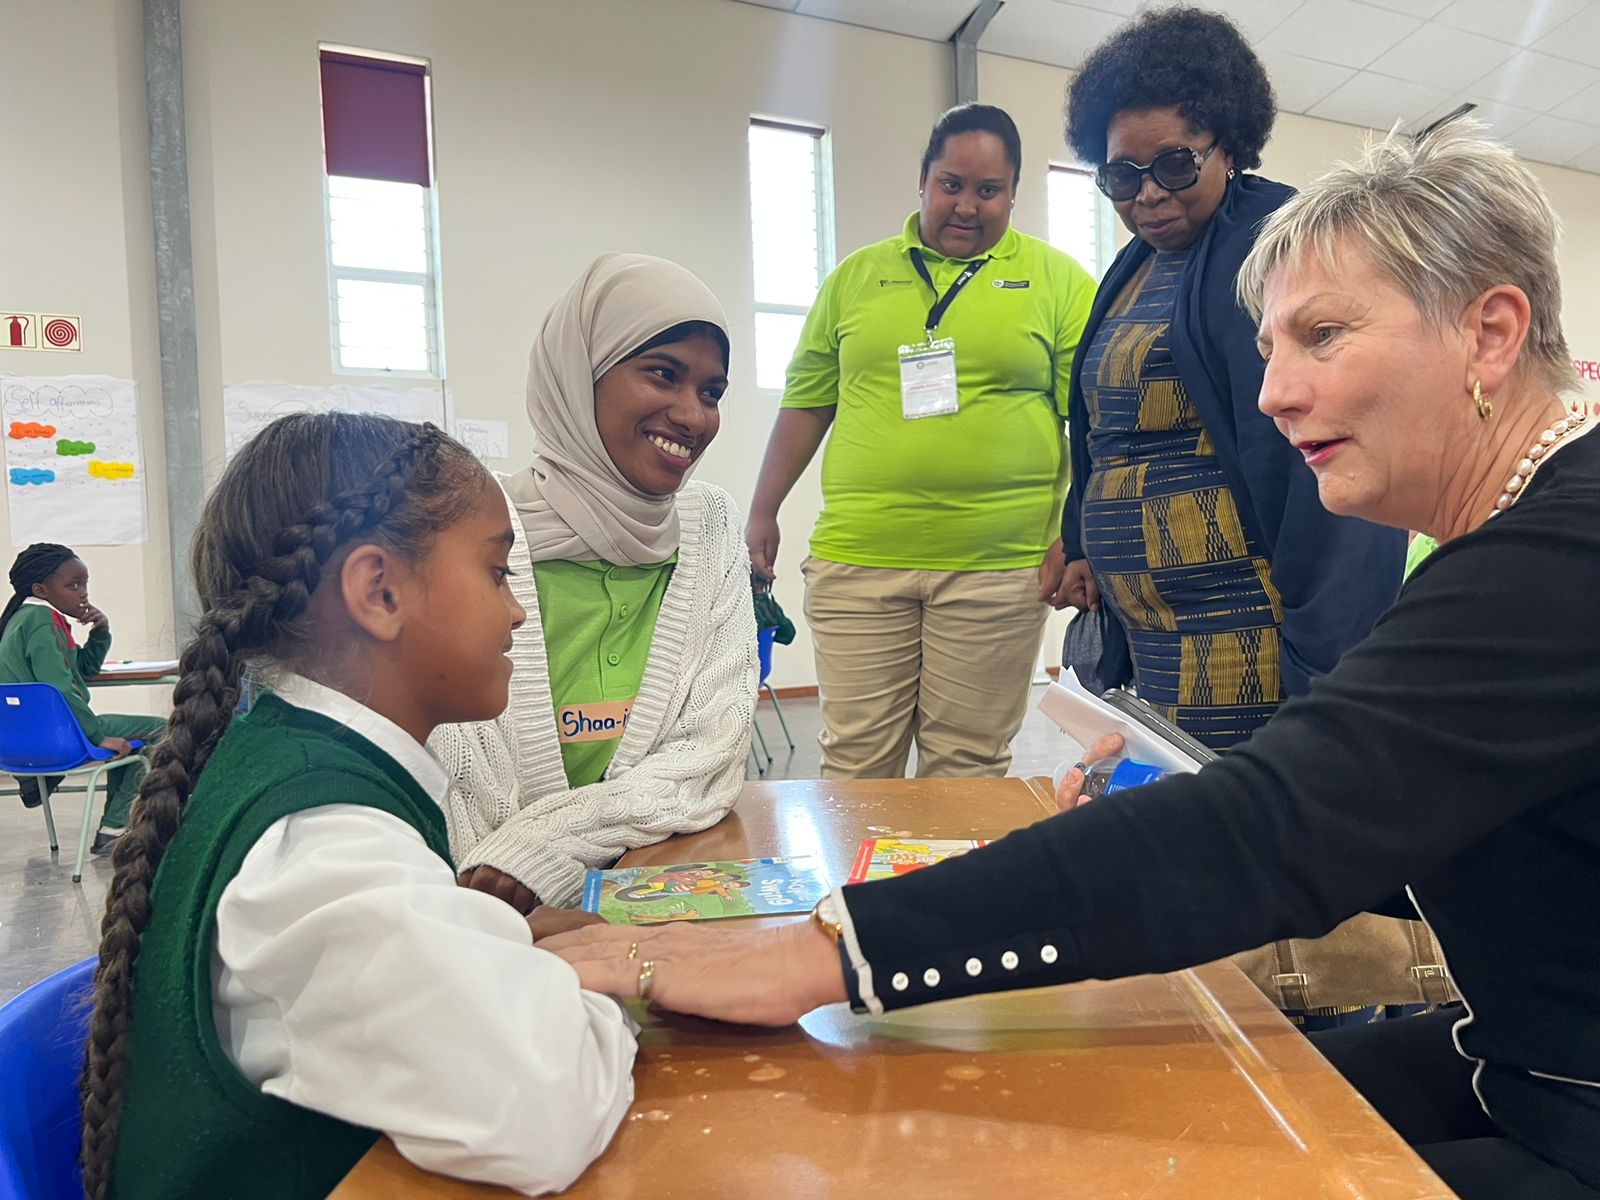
[{"xmin": 1095, "ymin": 140, "xmax": 1221, "ymax": 202}]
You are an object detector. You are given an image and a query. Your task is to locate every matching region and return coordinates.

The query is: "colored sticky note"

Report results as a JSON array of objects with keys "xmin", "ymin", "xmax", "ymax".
[
  {"xmin": 87, "ymin": 460, "xmax": 136, "ymax": 480},
  {"xmin": 56, "ymin": 439, "xmax": 96, "ymax": 456},
  {"xmin": 9, "ymin": 467, "xmax": 56, "ymax": 486}
]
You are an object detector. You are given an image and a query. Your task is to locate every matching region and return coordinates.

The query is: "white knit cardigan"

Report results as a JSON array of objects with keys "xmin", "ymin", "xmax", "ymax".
[{"xmin": 428, "ymin": 479, "xmax": 758, "ymax": 907}]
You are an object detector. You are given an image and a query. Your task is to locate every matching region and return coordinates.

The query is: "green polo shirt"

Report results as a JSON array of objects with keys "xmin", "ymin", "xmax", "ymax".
[
  {"xmin": 532, "ymin": 557, "xmax": 675, "ymax": 788},
  {"xmin": 782, "ymin": 212, "xmax": 1096, "ymax": 570}
]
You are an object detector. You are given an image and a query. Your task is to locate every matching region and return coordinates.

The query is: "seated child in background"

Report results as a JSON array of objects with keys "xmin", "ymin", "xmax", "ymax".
[
  {"xmin": 79, "ymin": 413, "xmax": 635, "ymax": 1200},
  {"xmin": 0, "ymin": 542, "xmax": 164, "ymax": 852}
]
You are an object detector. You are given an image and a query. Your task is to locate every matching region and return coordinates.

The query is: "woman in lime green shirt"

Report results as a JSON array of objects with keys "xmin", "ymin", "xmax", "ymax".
[{"xmin": 745, "ymin": 103, "xmax": 1097, "ymax": 780}]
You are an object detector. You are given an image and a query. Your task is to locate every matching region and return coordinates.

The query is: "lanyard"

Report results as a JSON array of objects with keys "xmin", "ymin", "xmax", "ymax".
[{"xmin": 909, "ymin": 248, "xmax": 989, "ymax": 337}]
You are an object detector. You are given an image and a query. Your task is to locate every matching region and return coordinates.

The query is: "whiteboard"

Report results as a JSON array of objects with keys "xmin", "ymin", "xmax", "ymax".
[
  {"xmin": 221, "ymin": 381, "xmax": 450, "ymax": 459},
  {"xmin": 1, "ymin": 374, "xmax": 148, "ymax": 546}
]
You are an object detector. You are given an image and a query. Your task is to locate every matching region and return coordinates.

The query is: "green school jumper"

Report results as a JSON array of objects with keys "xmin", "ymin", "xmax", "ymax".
[
  {"xmin": 0, "ymin": 602, "xmax": 163, "ymax": 827},
  {"xmin": 106, "ymin": 693, "xmax": 453, "ymax": 1200}
]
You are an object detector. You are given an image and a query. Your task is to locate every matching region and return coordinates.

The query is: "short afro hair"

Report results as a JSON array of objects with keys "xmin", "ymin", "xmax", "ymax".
[{"xmin": 1065, "ymin": 6, "xmax": 1276, "ymax": 172}]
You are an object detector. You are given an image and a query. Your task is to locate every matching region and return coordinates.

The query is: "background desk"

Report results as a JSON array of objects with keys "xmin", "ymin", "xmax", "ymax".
[{"xmin": 330, "ymin": 778, "xmax": 1453, "ymax": 1199}]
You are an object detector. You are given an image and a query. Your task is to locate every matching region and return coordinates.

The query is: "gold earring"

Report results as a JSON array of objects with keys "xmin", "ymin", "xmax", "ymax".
[{"xmin": 1474, "ymin": 380, "xmax": 1493, "ymax": 421}]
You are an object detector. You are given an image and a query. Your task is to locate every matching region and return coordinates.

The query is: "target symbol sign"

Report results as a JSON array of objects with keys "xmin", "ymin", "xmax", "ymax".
[{"xmin": 37, "ymin": 314, "xmax": 81, "ymax": 353}]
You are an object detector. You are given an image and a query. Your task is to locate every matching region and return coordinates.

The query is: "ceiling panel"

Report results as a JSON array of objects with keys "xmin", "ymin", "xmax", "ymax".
[
  {"xmin": 1261, "ymin": 0, "xmax": 1422, "ymax": 68},
  {"xmin": 727, "ymin": 0, "xmax": 1600, "ymax": 171},
  {"xmin": 1503, "ymin": 112, "xmax": 1600, "ymax": 164},
  {"xmin": 1437, "ymin": 0, "xmax": 1592, "ymax": 45},
  {"xmin": 980, "ymin": 1, "xmax": 1125, "ymax": 70},
  {"xmin": 1257, "ymin": 50, "xmax": 1358, "ymax": 113},
  {"xmin": 1531, "ymin": 4, "xmax": 1600, "ymax": 62},
  {"xmin": 1361, "ymin": 0, "xmax": 1453, "ymax": 16},
  {"xmin": 1429, "ymin": 94, "xmax": 1541, "ymax": 138},
  {"xmin": 1367, "ymin": 23, "xmax": 1515, "ymax": 89},
  {"xmin": 1308, "ymin": 70, "xmax": 1451, "ymax": 130},
  {"xmin": 792, "ymin": 0, "xmax": 976, "ymax": 41},
  {"xmin": 1200, "ymin": 0, "xmax": 1308, "ymax": 42},
  {"xmin": 1470, "ymin": 50, "xmax": 1600, "ymax": 112}
]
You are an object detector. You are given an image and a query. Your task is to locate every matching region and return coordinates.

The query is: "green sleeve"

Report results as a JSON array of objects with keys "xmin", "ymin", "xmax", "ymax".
[
  {"xmin": 23, "ymin": 617, "xmax": 104, "ymax": 741},
  {"xmin": 1052, "ymin": 257, "xmax": 1097, "ymax": 420},
  {"xmin": 779, "ymin": 267, "xmax": 845, "ymax": 409},
  {"xmin": 77, "ymin": 625, "xmax": 111, "ymax": 678}
]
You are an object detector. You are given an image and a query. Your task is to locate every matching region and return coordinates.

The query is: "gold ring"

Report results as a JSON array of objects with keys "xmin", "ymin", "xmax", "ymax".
[
  {"xmin": 627, "ymin": 941, "xmax": 639, "ymax": 960},
  {"xmin": 637, "ymin": 960, "xmax": 655, "ymax": 1003}
]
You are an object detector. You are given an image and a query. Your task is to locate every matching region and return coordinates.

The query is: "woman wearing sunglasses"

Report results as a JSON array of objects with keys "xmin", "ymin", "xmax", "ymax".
[{"xmin": 1059, "ymin": 7, "xmax": 1405, "ymax": 750}]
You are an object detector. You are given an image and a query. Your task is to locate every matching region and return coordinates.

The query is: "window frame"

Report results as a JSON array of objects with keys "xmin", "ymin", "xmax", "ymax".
[
  {"xmin": 1046, "ymin": 162, "xmax": 1118, "ymax": 280},
  {"xmin": 748, "ymin": 116, "xmax": 835, "ymax": 393},
  {"xmin": 319, "ymin": 45, "xmax": 447, "ymax": 380}
]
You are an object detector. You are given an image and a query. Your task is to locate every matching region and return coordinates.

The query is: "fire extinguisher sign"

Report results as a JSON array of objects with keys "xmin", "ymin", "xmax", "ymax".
[
  {"xmin": 3, "ymin": 314, "xmax": 37, "ymax": 350},
  {"xmin": 2, "ymin": 312, "xmax": 81, "ymax": 352}
]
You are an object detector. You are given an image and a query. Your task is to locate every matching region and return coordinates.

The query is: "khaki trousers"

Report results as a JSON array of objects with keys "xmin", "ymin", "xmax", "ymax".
[{"xmin": 802, "ymin": 557, "xmax": 1048, "ymax": 779}]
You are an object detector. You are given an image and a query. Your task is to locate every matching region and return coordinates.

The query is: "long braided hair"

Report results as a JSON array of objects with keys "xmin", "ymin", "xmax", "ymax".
[
  {"xmin": 0, "ymin": 542, "xmax": 79, "ymax": 641},
  {"xmin": 78, "ymin": 413, "xmax": 489, "ymax": 1200}
]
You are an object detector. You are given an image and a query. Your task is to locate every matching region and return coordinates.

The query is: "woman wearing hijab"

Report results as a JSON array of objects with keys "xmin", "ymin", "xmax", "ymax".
[{"xmin": 430, "ymin": 253, "xmax": 758, "ymax": 913}]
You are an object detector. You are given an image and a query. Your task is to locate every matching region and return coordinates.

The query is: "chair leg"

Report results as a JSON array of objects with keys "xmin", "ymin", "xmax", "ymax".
[
  {"xmin": 763, "ymin": 685, "xmax": 796, "ymax": 751},
  {"xmin": 747, "ymin": 740, "xmax": 765, "ymax": 778},
  {"xmin": 751, "ymin": 716, "xmax": 773, "ymax": 766},
  {"xmin": 37, "ymin": 777, "xmax": 59, "ymax": 851},
  {"xmin": 73, "ymin": 766, "xmax": 107, "ymax": 883}
]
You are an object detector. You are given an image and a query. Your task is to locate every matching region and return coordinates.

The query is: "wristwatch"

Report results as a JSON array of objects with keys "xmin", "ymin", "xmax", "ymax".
[{"xmin": 810, "ymin": 895, "xmax": 844, "ymax": 943}]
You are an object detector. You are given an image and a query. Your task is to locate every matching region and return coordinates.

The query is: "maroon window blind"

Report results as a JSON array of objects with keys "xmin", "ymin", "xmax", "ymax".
[{"xmin": 319, "ymin": 51, "xmax": 431, "ymax": 187}]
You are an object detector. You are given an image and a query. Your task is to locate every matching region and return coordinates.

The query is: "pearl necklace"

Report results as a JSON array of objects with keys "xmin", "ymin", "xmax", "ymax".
[{"xmin": 1489, "ymin": 406, "xmax": 1591, "ymax": 519}]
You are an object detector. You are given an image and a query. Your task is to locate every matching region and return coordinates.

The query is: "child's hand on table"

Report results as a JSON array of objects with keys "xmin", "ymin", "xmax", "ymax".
[
  {"xmin": 527, "ymin": 905, "xmax": 607, "ymax": 942},
  {"xmin": 457, "ymin": 864, "xmax": 540, "ymax": 915}
]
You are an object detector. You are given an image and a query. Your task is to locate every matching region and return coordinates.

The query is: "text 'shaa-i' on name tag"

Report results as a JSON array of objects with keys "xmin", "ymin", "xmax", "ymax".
[{"xmin": 558, "ymin": 699, "xmax": 635, "ymax": 743}]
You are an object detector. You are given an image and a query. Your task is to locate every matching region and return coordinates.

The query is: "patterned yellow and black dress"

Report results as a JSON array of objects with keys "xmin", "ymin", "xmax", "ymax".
[{"xmin": 1079, "ymin": 250, "xmax": 1284, "ymax": 751}]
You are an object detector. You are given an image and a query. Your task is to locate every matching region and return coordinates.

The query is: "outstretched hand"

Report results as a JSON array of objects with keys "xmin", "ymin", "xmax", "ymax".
[{"xmin": 540, "ymin": 918, "xmax": 847, "ymax": 1026}]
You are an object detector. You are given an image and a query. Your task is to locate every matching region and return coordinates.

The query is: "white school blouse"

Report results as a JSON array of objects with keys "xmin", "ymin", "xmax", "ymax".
[{"xmin": 209, "ymin": 673, "xmax": 637, "ymax": 1195}]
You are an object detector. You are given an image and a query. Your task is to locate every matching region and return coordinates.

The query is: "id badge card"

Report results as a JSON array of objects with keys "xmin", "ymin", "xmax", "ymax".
[{"xmin": 898, "ymin": 336, "xmax": 959, "ymax": 420}]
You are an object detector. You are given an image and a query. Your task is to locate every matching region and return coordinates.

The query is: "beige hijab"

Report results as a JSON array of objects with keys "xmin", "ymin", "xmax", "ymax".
[{"xmin": 503, "ymin": 252, "xmax": 728, "ymax": 565}]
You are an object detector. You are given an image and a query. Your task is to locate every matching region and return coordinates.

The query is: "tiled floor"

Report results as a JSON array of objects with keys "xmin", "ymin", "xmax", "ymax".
[{"xmin": 0, "ymin": 685, "xmax": 1078, "ymax": 1002}]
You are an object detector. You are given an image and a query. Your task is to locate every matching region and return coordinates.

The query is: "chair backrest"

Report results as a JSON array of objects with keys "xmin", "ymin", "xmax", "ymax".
[
  {"xmin": 0, "ymin": 683, "xmax": 101, "ymax": 773},
  {"xmin": 0, "ymin": 957, "xmax": 94, "ymax": 1200},
  {"xmin": 756, "ymin": 625, "xmax": 775, "ymax": 687}
]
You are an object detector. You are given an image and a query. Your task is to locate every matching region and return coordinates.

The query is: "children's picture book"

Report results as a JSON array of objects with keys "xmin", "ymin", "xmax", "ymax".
[
  {"xmin": 580, "ymin": 857, "xmax": 829, "ymax": 924},
  {"xmin": 846, "ymin": 838, "xmax": 989, "ymax": 884}
]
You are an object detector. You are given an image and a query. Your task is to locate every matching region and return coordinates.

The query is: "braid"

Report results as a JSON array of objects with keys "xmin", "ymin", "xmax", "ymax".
[{"xmin": 78, "ymin": 419, "xmax": 471, "ymax": 1200}]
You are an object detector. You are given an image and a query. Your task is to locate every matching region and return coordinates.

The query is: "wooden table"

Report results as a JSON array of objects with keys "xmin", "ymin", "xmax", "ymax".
[
  {"xmin": 87, "ymin": 666, "xmax": 178, "ymax": 687},
  {"xmin": 331, "ymin": 778, "xmax": 1453, "ymax": 1199}
]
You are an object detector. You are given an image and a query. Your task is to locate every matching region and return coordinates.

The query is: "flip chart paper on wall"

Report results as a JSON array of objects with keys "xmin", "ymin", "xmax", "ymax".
[
  {"xmin": 1, "ymin": 374, "xmax": 148, "ymax": 546},
  {"xmin": 221, "ymin": 382, "xmax": 449, "ymax": 458},
  {"xmin": 451, "ymin": 418, "xmax": 510, "ymax": 462}
]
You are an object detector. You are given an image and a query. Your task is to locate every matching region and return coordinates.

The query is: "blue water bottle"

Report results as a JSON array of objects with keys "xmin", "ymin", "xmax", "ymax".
[{"xmin": 1080, "ymin": 758, "xmax": 1167, "ymax": 800}]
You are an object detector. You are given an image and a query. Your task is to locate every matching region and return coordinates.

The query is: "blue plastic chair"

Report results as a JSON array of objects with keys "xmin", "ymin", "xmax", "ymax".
[
  {"xmin": 0, "ymin": 957, "xmax": 93, "ymax": 1200},
  {"xmin": 748, "ymin": 627, "xmax": 795, "ymax": 776},
  {"xmin": 0, "ymin": 684, "xmax": 145, "ymax": 882}
]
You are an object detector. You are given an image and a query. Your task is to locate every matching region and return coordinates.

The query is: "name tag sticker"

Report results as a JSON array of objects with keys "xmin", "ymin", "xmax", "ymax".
[
  {"xmin": 898, "ymin": 337, "xmax": 960, "ymax": 420},
  {"xmin": 558, "ymin": 699, "xmax": 634, "ymax": 743}
]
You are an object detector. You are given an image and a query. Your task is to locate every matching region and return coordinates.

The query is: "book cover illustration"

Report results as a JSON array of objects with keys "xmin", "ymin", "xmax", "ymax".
[
  {"xmin": 846, "ymin": 838, "xmax": 989, "ymax": 884},
  {"xmin": 580, "ymin": 857, "xmax": 829, "ymax": 924}
]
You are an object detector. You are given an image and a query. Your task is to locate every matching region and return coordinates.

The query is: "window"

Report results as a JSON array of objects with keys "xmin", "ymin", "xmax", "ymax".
[
  {"xmin": 319, "ymin": 50, "xmax": 443, "ymax": 376},
  {"xmin": 1047, "ymin": 164, "xmax": 1116, "ymax": 279},
  {"xmin": 748, "ymin": 119, "xmax": 834, "ymax": 391}
]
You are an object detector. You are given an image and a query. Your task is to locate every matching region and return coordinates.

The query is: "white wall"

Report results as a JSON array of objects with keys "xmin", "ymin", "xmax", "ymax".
[
  {"xmin": 7, "ymin": 0, "xmax": 1600, "ymax": 693},
  {"xmin": 0, "ymin": 0, "xmax": 171, "ymax": 714}
]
